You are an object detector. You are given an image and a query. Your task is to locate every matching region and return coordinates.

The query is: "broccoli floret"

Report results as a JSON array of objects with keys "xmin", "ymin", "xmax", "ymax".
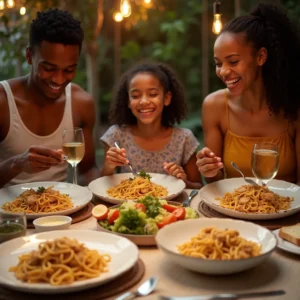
[
  {"xmin": 144, "ymin": 218, "xmax": 159, "ymax": 235},
  {"xmin": 184, "ymin": 207, "xmax": 199, "ymax": 219},
  {"xmin": 112, "ymin": 209, "xmax": 147, "ymax": 234},
  {"xmin": 137, "ymin": 195, "xmax": 162, "ymax": 218}
]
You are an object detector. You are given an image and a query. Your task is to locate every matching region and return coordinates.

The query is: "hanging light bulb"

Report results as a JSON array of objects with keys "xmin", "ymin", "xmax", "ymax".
[
  {"xmin": 0, "ymin": 0, "xmax": 4, "ymax": 10},
  {"xmin": 6, "ymin": 0, "xmax": 15, "ymax": 8},
  {"xmin": 120, "ymin": 0, "xmax": 131, "ymax": 18},
  {"xmin": 144, "ymin": 0, "xmax": 151, "ymax": 4},
  {"xmin": 20, "ymin": 6, "xmax": 26, "ymax": 15},
  {"xmin": 212, "ymin": 0, "xmax": 222, "ymax": 35},
  {"xmin": 113, "ymin": 11, "xmax": 123, "ymax": 22}
]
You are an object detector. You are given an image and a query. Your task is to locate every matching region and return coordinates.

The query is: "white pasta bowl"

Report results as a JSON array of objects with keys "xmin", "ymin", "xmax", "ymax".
[
  {"xmin": 155, "ymin": 218, "xmax": 277, "ymax": 275},
  {"xmin": 33, "ymin": 215, "xmax": 72, "ymax": 232}
]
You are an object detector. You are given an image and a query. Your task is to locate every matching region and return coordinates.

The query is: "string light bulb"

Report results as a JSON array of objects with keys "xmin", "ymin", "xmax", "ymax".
[
  {"xmin": 6, "ymin": 0, "xmax": 15, "ymax": 8},
  {"xmin": 113, "ymin": 11, "xmax": 123, "ymax": 22},
  {"xmin": 0, "ymin": 0, "xmax": 4, "ymax": 10},
  {"xmin": 212, "ymin": 0, "xmax": 222, "ymax": 35},
  {"xmin": 20, "ymin": 6, "xmax": 26, "ymax": 15},
  {"xmin": 120, "ymin": 0, "xmax": 131, "ymax": 18}
]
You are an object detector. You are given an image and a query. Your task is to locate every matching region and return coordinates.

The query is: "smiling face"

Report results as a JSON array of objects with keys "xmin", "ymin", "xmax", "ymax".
[
  {"xmin": 128, "ymin": 72, "xmax": 171, "ymax": 126},
  {"xmin": 214, "ymin": 32, "xmax": 267, "ymax": 96},
  {"xmin": 26, "ymin": 40, "xmax": 80, "ymax": 100}
]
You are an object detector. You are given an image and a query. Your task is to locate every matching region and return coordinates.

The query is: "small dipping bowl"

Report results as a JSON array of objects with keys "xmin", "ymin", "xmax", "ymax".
[{"xmin": 33, "ymin": 215, "xmax": 72, "ymax": 232}]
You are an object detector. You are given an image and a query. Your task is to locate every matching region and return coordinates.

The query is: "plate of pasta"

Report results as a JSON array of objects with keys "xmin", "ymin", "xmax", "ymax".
[
  {"xmin": 0, "ymin": 182, "xmax": 93, "ymax": 220},
  {"xmin": 155, "ymin": 218, "xmax": 277, "ymax": 274},
  {"xmin": 199, "ymin": 178, "xmax": 300, "ymax": 220},
  {"xmin": 0, "ymin": 230, "xmax": 139, "ymax": 294},
  {"xmin": 88, "ymin": 173, "xmax": 186, "ymax": 204}
]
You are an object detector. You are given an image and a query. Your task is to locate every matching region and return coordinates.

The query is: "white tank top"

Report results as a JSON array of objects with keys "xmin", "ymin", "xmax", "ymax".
[{"xmin": 0, "ymin": 80, "xmax": 73, "ymax": 186}]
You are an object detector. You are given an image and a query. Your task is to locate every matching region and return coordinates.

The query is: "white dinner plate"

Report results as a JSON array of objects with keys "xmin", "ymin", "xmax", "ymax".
[
  {"xmin": 156, "ymin": 218, "xmax": 277, "ymax": 275},
  {"xmin": 273, "ymin": 229, "xmax": 300, "ymax": 255},
  {"xmin": 88, "ymin": 173, "xmax": 186, "ymax": 204},
  {"xmin": 0, "ymin": 182, "xmax": 93, "ymax": 220},
  {"xmin": 199, "ymin": 178, "xmax": 300, "ymax": 220},
  {"xmin": 0, "ymin": 230, "xmax": 139, "ymax": 294}
]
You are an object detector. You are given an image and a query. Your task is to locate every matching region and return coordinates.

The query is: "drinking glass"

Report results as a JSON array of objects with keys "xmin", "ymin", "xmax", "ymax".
[
  {"xmin": 251, "ymin": 143, "xmax": 279, "ymax": 185},
  {"xmin": 62, "ymin": 128, "xmax": 85, "ymax": 185},
  {"xmin": 0, "ymin": 213, "xmax": 27, "ymax": 243}
]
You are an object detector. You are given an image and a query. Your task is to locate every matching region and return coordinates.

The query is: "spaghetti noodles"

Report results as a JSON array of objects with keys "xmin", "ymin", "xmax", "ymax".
[
  {"xmin": 107, "ymin": 176, "xmax": 168, "ymax": 200},
  {"xmin": 177, "ymin": 227, "xmax": 262, "ymax": 260},
  {"xmin": 1, "ymin": 186, "xmax": 73, "ymax": 213},
  {"xmin": 9, "ymin": 237, "xmax": 111, "ymax": 285},
  {"xmin": 216, "ymin": 185, "xmax": 293, "ymax": 214}
]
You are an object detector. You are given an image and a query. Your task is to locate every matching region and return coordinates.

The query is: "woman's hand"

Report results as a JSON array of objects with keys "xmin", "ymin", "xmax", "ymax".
[
  {"xmin": 196, "ymin": 147, "xmax": 223, "ymax": 178},
  {"xmin": 164, "ymin": 162, "xmax": 187, "ymax": 181},
  {"xmin": 104, "ymin": 146, "xmax": 128, "ymax": 170}
]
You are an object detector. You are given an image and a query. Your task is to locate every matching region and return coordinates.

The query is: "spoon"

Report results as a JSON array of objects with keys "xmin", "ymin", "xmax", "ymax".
[
  {"xmin": 182, "ymin": 190, "xmax": 199, "ymax": 207},
  {"xmin": 114, "ymin": 141, "xmax": 139, "ymax": 177},
  {"xmin": 115, "ymin": 276, "xmax": 158, "ymax": 300},
  {"xmin": 231, "ymin": 162, "xmax": 259, "ymax": 186}
]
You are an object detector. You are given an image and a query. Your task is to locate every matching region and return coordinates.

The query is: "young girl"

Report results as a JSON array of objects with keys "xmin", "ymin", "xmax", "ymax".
[
  {"xmin": 196, "ymin": 3, "xmax": 300, "ymax": 185},
  {"xmin": 100, "ymin": 62, "xmax": 202, "ymax": 189}
]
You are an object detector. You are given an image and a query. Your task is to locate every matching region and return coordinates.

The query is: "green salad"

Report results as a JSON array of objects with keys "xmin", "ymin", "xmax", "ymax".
[{"xmin": 98, "ymin": 195, "xmax": 198, "ymax": 235}]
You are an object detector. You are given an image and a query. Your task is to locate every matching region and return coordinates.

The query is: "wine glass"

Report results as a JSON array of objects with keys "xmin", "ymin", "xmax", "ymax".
[
  {"xmin": 251, "ymin": 143, "xmax": 279, "ymax": 186},
  {"xmin": 0, "ymin": 213, "xmax": 26, "ymax": 243},
  {"xmin": 62, "ymin": 128, "xmax": 85, "ymax": 185}
]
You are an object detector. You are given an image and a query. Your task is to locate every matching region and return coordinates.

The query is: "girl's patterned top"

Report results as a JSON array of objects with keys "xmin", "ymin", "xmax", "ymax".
[{"xmin": 100, "ymin": 125, "xmax": 200, "ymax": 174}]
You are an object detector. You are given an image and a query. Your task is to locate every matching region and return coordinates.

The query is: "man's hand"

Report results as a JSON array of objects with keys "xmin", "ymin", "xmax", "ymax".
[{"xmin": 14, "ymin": 146, "xmax": 65, "ymax": 174}]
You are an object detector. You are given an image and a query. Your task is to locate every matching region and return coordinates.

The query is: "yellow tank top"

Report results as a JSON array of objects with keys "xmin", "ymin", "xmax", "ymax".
[{"xmin": 223, "ymin": 91, "xmax": 297, "ymax": 183}]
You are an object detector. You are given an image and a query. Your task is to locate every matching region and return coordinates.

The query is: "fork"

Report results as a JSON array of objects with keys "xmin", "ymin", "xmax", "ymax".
[
  {"xmin": 182, "ymin": 190, "xmax": 198, "ymax": 207},
  {"xmin": 231, "ymin": 162, "xmax": 259, "ymax": 186},
  {"xmin": 114, "ymin": 141, "xmax": 139, "ymax": 177}
]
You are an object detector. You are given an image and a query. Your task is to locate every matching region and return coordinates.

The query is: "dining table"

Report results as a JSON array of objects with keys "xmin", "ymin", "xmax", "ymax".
[{"xmin": 24, "ymin": 189, "xmax": 299, "ymax": 300}]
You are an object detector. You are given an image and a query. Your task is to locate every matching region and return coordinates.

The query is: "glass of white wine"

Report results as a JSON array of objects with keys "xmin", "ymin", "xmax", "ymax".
[
  {"xmin": 251, "ymin": 142, "xmax": 279, "ymax": 185},
  {"xmin": 62, "ymin": 128, "xmax": 85, "ymax": 185}
]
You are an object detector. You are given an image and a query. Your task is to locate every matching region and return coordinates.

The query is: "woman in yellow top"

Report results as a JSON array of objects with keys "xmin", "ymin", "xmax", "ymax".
[{"xmin": 196, "ymin": 3, "xmax": 300, "ymax": 185}]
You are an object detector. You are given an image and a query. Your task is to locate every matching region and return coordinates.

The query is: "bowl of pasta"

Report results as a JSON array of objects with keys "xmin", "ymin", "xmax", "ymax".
[
  {"xmin": 199, "ymin": 178, "xmax": 300, "ymax": 220},
  {"xmin": 88, "ymin": 172, "xmax": 186, "ymax": 204},
  {"xmin": 95, "ymin": 196, "xmax": 199, "ymax": 246},
  {"xmin": 155, "ymin": 218, "xmax": 277, "ymax": 275}
]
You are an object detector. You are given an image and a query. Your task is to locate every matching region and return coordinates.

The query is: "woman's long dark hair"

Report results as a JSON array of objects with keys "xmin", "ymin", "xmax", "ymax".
[{"xmin": 222, "ymin": 3, "xmax": 300, "ymax": 121}]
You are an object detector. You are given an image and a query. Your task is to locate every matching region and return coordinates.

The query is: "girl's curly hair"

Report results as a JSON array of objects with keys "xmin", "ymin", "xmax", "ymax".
[
  {"xmin": 222, "ymin": 3, "xmax": 300, "ymax": 121},
  {"xmin": 109, "ymin": 61, "xmax": 187, "ymax": 127}
]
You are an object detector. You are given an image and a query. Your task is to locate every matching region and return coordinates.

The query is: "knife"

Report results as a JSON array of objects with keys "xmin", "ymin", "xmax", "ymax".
[{"xmin": 159, "ymin": 290, "xmax": 285, "ymax": 300}]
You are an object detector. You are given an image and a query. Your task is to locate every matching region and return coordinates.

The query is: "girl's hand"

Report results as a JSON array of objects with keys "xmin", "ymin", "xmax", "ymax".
[
  {"xmin": 105, "ymin": 146, "xmax": 128, "ymax": 170},
  {"xmin": 164, "ymin": 162, "xmax": 187, "ymax": 181},
  {"xmin": 196, "ymin": 147, "xmax": 223, "ymax": 178}
]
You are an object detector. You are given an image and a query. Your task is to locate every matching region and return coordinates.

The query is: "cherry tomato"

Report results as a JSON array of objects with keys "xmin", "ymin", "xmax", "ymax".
[
  {"xmin": 162, "ymin": 203, "xmax": 178, "ymax": 212},
  {"xmin": 134, "ymin": 203, "xmax": 146, "ymax": 212},
  {"xmin": 107, "ymin": 209, "xmax": 120, "ymax": 224},
  {"xmin": 157, "ymin": 214, "xmax": 177, "ymax": 229},
  {"xmin": 172, "ymin": 207, "xmax": 186, "ymax": 220}
]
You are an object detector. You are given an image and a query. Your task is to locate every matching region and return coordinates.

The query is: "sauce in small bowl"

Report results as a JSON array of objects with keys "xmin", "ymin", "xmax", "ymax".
[{"xmin": 33, "ymin": 215, "xmax": 72, "ymax": 232}]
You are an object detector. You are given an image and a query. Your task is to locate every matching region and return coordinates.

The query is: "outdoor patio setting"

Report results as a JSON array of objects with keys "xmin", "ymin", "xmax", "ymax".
[{"xmin": 0, "ymin": 0, "xmax": 299, "ymax": 299}]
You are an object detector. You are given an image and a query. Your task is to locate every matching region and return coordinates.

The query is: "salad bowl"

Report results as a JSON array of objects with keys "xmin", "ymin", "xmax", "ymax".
[{"xmin": 95, "ymin": 197, "xmax": 199, "ymax": 246}]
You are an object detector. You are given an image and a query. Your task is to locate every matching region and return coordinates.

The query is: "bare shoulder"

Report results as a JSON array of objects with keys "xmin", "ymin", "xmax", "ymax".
[
  {"xmin": 71, "ymin": 83, "xmax": 94, "ymax": 104},
  {"xmin": 203, "ymin": 89, "xmax": 226, "ymax": 109}
]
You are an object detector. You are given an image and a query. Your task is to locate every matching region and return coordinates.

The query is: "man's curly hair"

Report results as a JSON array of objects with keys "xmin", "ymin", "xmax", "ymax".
[
  {"xmin": 109, "ymin": 61, "xmax": 187, "ymax": 127},
  {"xmin": 222, "ymin": 3, "xmax": 300, "ymax": 121},
  {"xmin": 29, "ymin": 8, "xmax": 84, "ymax": 51}
]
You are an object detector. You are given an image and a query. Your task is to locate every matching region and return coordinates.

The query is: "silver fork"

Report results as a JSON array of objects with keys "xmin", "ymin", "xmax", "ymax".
[
  {"xmin": 114, "ymin": 141, "xmax": 139, "ymax": 177},
  {"xmin": 182, "ymin": 190, "xmax": 198, "ymax": 207},
  {"xmin": 231, "ymin": 162, "xmax": 259, "ymax": 186}
]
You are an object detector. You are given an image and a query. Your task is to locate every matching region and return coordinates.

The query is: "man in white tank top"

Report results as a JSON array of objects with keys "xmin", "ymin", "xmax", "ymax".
[{"xmin": 0, "ymin": 9, "xmax": 99, "ymax": 187}]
